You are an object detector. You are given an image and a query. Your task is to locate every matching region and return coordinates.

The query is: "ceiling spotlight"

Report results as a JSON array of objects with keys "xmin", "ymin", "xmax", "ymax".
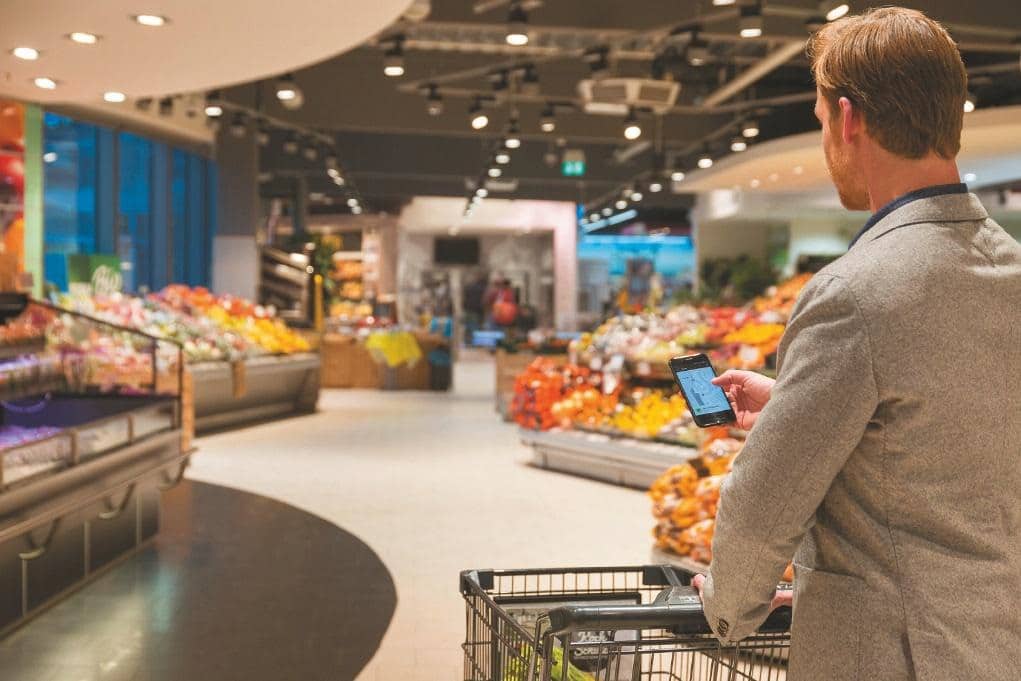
[
  {"xmin": 712, "ymin": 0, "xmax": 737, "ymax": 4},
  {"xmin": 11, "ymin": 47, "xmax": 39, "ymax": 60},
  {"xmin": 649, "ymin": 181, "xmax": 663, "ymax": 193},
  {"xmin": 488, "ymin": 167, "xmax": 503, "ymax": 178},
  {"xmin": 255, "ymin": 123, "xmax": 270, "ymax": 146},
  {"xmin": 697, "ymin": 152, "xmax": 714, "ymax": 169},
  {"xmin": 476, "ymin": 187, "xmax": 489, "ymax": 198},
  {"xmin": 133, "ymin": 14, "xmax": 168, "ymax": 27},
  {"xmin": 333, "ymin": 175, "xmax": 346, "ymax": 187},
  {"xmin": 615, "ymin": 199, "xmax": 628, "ymax": 210},
  {"xmin": 623, "ymin": 108, "xmax": 642, "ymax": 140},
  {"xmin": 583, "ymin": 48, "xmax": 611, "ymax": 78},
  {"xmin": 383, "ymin": 39, "xmax": 405, "ymax": 77},
  {"xmin": 820, "ymin": 1, "xmax": 850, "ymax": 21},
  {"xmin": 229, "ymin": 113, "xmax": 247, "ymax": 138},
  {"xmin": 589, "ymin": 212, "xmax": 600, "ymax": 221},
  {"xmin": 302, "ymin": 143, "xmax": 319, "ymax": 161},
  {"xmin": 495, "ymin": 152, "xmax": 511, "ymax": 165},
  {"xmin": 631, "ymin": 191, "xmax": 643, "ymax": 202},
  {"xmin": 282, "ymin": 134, "xmax": 299, "ymax": 155},
  {"xmin": 204, "ymin": 91, "xmax": 223, "ymax": 117},
  {"xmin": 730, "ymin": 136, "xmax": 748, "ymax": 152},
  {"xmin": 43, "ymin": 152, "xmax": 57, "ymax": 163},
  {"xmin": 69, "ymin": 32, "xmax": 100, "ymax": 44},
  {"xmin": 602, "ymin": 207, "xmax": 613, "ymax": 216},
  {"xmin": 275, "ymin": 73, "xmax": 304, "ymax": 110},
  {"xmin": 671, "ymin": 170, "xmax": 686, "ymax": 182},
  {"xmin": 521, "ymin": 65, "xmax": 540, "ymax": 96},
  {"xmin": 158, "ymin": 97, "xmax": 174, "ymax": 117},
  {"xmin": 351, "ymin": 205, "xmax": 363, "ymax": 215},
  {"xmin": 739, "ymin": 4, "xmax": 764, "ymax": 38},
  {"xmin": 505, "ymin": 120, "xmax": 522, "ymax": 149},
  {"xmin": 686, "ymin": 33, "xmax": 711, "ymax": 66},
  {"xmin": 964, "ymin": 92, "xmax": 976, "ymax": 113},
  {"xmin": 103, "ymin": 91, "xmax": 126, "ymax": 103},
  {"xmin": 347, "ymin": 198, "xmax": 359, "ymax": 208},
  {"xmin": 540, "ymin": 104, "xmax": 556, "ymax": 133},
  {"xmin": 469, "ymin": 99, "xmax": 489, "ymax": 130},
  {"xmin": 506, "ymin": 2, "xmax": 530, "ymax": 46},
  {"xmin": 33, "ymin": 77, "xmax": 57, "ymax": 90},
  {"xmin": 425, "ymin": 85, "xmax": 443, "ymax": 116},
  {"xmin": 742, "ymin": 119, "xmax": 760, "ymax": 138},
  {"xmin": 963, "ymin": 172, "xmax": 977, "ymax": 183}
]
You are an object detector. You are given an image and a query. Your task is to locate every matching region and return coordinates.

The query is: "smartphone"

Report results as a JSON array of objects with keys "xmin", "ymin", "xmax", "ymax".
[{"xmin": 667, "ymin": 354, "xmax": 737, "ymax": 427}]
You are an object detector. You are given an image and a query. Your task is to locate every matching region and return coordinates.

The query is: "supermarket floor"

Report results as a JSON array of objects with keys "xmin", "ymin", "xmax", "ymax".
[{"xmin": 0, "ymin": 355, "xmax": 654, "ymax": 681}]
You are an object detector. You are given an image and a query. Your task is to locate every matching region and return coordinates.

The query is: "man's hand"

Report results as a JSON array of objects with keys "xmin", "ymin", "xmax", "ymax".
[
  {"xmin": 711, "ymin": 370, "xmax": 775, "ymax": 430},
  {"xmin": 691, "ymin": 573, "xmax": 792, "ymax": 616}
]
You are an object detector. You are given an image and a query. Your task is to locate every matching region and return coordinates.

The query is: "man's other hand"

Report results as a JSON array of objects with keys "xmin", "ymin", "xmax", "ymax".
[{"xmin": 711, "ymin": 370, "xmax": 776, "ymax": 430}]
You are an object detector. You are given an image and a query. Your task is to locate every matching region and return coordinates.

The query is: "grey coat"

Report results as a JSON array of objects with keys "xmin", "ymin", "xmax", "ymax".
[{"xmin": 701, "ymin": 192, "xmax": 1021, "ymax": 680}]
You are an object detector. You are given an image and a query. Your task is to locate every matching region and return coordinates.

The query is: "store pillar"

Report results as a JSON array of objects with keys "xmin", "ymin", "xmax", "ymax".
[{"xmin": 213, "ymin": 126, "xmax": 260, "ymax": 300}]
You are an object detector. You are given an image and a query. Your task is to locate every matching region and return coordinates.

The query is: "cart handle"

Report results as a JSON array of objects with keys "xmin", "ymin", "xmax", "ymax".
[{"xmin": 546, "ymin": 586, "xmax": 791, "ymax": 636}]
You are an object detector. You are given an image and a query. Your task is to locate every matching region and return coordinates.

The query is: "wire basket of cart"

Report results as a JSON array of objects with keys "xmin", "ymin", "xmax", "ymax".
[{"xmin": 460, "ymin": 565, "xmax": 791, "ymax": 681}]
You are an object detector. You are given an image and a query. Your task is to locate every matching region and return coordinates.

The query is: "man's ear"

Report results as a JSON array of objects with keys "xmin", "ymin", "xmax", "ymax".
[{"xmin": 838, "ymin": 96, "xmax": 858, "ymax": 145}]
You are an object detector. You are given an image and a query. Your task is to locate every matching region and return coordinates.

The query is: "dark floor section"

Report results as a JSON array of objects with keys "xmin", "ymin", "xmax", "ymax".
[{"xmin": 0, "ymin": 480, "xmax": 398, "ymax": 681}]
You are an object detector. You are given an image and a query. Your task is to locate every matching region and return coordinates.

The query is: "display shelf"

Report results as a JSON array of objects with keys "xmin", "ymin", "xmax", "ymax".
[
  {"xmin": 521, "ymin": 428, "xmax": 698, "ymax": 490},
  {"xmin": 0, "ymin": 377, "xmax": 66, "ymax": 404},
  {"xmin": 191, "ymin": 352, "xmax": 320, "ymax": 432},
  {"xmin": 0, "ymin": 340, "xmax": 46, "ymax": 362}
]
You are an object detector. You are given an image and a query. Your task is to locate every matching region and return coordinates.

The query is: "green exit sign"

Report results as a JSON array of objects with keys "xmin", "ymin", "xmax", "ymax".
[
  {"xmin": 562, "ymin": 160, "xmax": 586, "ymax": 176},
  {"xmin": 561, "ymin": 149, "xmax": 586, "ymax": 177}
]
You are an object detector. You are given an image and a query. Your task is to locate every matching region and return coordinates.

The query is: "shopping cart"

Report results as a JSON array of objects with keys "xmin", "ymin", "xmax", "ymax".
[{"xmin": 460, "ymin": 565, "xmax": 791, "ymax": 681}]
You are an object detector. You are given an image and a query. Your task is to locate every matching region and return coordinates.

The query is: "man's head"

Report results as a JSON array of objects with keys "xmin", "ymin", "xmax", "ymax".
[{"xmin": 807, "ymin": 7, "xmax": 968, "ymax": 210}]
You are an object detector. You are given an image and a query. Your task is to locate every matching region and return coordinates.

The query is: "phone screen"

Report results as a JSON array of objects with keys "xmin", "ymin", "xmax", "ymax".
[{"xmin": 675, "ymin": 366, "xmax": 732, "ymax": 417}]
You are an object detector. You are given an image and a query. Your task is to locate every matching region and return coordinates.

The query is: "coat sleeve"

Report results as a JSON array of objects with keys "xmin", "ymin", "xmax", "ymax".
[{"xmin": 701, "ymin": 273, "xmax": 879, "ymax": 643}]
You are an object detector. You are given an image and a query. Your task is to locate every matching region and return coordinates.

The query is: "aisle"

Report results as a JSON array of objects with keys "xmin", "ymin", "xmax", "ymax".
[{"xmin": 188, "ymin": 355, "xmax": 654, "ymax": 680}]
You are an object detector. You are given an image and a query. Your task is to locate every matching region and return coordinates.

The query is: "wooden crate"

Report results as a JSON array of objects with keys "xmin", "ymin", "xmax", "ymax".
[{"xmin": 181, "ymin": 368, "xmax": 195, "ymax": 451}]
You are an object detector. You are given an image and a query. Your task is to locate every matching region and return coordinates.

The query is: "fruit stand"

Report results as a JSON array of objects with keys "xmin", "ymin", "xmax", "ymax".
[{"xmin": 57, "ymin": 286, "xmax": 321, "ymax": 432}]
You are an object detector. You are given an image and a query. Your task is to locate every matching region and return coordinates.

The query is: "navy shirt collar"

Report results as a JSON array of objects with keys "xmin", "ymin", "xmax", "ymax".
[{"xmin": 849, "ymin": 182, "xmax": 969, "ymax": 248}]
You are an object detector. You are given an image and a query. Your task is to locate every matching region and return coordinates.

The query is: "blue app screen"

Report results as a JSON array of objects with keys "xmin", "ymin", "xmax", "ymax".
[{"xmin": 677, "ymin": 366, "xmax": 732, "ymax": 416}]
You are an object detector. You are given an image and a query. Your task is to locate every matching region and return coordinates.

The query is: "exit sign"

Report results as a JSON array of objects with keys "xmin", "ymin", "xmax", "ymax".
[{"xmin": 561, "ymin": 149, "xmax": 586, "ymax": 177}]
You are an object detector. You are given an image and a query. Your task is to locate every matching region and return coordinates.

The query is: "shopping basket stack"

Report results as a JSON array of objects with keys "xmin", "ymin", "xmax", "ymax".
[{"xmin": 460, "ymin": 565, "xmax": 790, "ymax": 681}]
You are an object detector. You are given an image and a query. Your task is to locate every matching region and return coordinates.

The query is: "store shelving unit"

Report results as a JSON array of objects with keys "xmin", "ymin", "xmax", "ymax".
[
  {"xmin": 258, "ymin": 246, "xmax": 315, "ymax": 326},
  {"xmin": 521, "ymin": 428, "xmax": 698, "ymax": 490},
  {"xmin": 189, "ymin": 352, "xmax": 320, "ymax": 432},
  {"xmin": 0, "ymin": 296, "xmax": 188, "ymax": 634}
]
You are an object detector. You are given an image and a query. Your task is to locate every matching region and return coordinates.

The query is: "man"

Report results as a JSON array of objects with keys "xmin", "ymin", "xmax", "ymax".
[{"xmin": 690, "ymin": 7, "xmax": 1021, "ymax": 680}]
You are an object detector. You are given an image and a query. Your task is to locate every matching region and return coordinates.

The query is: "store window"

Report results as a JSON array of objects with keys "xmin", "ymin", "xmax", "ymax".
[
  {"xmin": 42, "ymin": 114, "xmax": 99, "ymax": 287},
  {"xmin": 42, "ymin": 113, "xmax": 216, "ymax": 292}
]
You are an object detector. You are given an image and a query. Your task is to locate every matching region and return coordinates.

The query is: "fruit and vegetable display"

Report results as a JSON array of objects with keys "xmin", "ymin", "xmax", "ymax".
[
  {"xmin": 511, "ymin": 359, "xmax": 603, "ymax": 432},
  {"xmin": 568, "ymin": 273, "xmax": 812, "ymax": 373},
  {"xmin": 58, "ymin": 286, "xmax": 311, "ymax": 363}
]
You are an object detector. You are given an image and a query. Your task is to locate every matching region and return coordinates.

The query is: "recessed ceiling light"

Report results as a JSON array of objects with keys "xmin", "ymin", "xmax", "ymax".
[
  {"xmin": 615, "ymin": 199, "xmax": 628, "ymax": 210},
  {"xmin": 133, "ymin": 14, "xmax": 168, "ymax": 27},
  {"xmin": 630, "ymin": 191, "xmax": 643, "ymax": 202},
  {"xmin": 649, "ymin": 182, "xmax": 663, "ymax": 193},
  {"xmin": 488, "ymin": 167, "xmax": 503, "ymax": 178},
  {"xmin": 347, "ymin": 198, "xmax": 359, "ymax": 208},
  {"xmin": 963, "ymin": 172, "xmax": 977, "ymax": 182},
  {"xmin": 602, "ymin": 207, "xmax": 613, "ymax": 216},
  {"xmin": 495, "ymin": 152, "xmax": 510, "ymax": 165},
  {"xmin": 750, "ymin": 178, "xmax": 761, "ymax": 188},
  {"xmin": 11, "ymin": 47, "xmax": 39, "ymax": 60},
  {"xmin": 33, "ymin": 77, "xmax": 57, "ymax": 90},
  {"xmin": 43, "ymin": 152, "xmax": 57, "ymax": 163},
  {"xmin": 824, "ymin": 2, "xmax": 850, "ymax": 21},
  {"xmin": 103, "ymin": 91, "xmax": 126, "ymax": 103},
  {"xmin": 671, "ymin": 171, "xmax": 686, "ymax": 182},
  {"xmin": 68, "ymin": 32, "xmax": 100, "ymax": 44},
  {"xmin": 697, "ymin": 155, "xmax": 713, "ymax": 169}
]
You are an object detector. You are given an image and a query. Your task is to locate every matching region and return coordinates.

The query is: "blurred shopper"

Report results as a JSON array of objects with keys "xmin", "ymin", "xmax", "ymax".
[
  {"xmin": 485, "ymin": 278, "xmax": 517, "ymax": 328},
  {"xmin": 691, "ymin": 8, "xmax": 1021, "ymax": 680}
]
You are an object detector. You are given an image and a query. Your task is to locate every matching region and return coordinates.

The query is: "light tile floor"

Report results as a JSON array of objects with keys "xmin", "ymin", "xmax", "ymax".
[{"xmin": 188, "ymin": 356, "xmax": 654, "ymax": 680}]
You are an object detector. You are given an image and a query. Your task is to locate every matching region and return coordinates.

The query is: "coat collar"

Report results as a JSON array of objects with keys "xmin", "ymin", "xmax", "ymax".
[{"xmin": 852, "ymin": 192, "xmax": 989, "ymax": 250}]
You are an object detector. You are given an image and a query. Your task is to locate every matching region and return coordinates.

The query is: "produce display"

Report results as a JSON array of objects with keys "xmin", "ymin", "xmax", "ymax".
[
  {"xmin": 569, "ymin": 273, "xmax": 812, "ymax": 373},
  {"xmin": 511, "ymin": 360, "xmax": 603, "ymax": 431},
  {"xmin": 60, "ymin": 286, "xmax": 311, "ymax": 363}
]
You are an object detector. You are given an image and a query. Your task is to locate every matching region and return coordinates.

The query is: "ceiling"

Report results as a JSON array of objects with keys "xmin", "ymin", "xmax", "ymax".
[
  {"xmin": 221, "ymin": 0, "xmax": 1021, "ymax": 215},
  {"xmin": 0, "ymin": 0, "xmax": 413, "ymax": 102}
]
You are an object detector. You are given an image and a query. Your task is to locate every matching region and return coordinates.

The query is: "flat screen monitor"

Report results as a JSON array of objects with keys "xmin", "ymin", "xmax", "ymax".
[{"xmin": 434, "ymin": 237, "xmax": 480, "ymax": 266}]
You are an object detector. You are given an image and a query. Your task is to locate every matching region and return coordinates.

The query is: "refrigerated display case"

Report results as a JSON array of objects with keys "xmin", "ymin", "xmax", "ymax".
[{"xmin": 0, "ymin": 294, "xmax": 187, "ymax": 634}]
